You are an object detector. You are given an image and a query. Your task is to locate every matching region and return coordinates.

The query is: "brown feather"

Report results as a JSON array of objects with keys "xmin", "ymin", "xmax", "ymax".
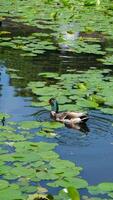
[
  {"xmin": 55, "ymin": 111, "xmax": 88, "ymax": 123},
  {"xmin": 49, "ymin": 98, "xmax": 89, "ymax": 124}
]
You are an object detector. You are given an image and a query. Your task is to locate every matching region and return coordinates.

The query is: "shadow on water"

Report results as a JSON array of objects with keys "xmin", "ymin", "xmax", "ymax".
[
  {"xmin": 0, "ymin": 47, "xmax": 113, "ymax": 186},
  {"xmin": 64, "ymin": 122, "xmax": 90, "ymax": 133}
]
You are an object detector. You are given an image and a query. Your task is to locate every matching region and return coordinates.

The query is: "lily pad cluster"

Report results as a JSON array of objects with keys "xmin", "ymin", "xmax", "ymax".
[
  {"xmin": 0, "ymin": 35, "xmax": 56, "ymax": 57},
  {"xmin": 88, "ymin": 182, "xmax": 113, "ymax": 199},
  {"xmin": 0, "ymin": 113, "xmax": 113, "ymax": 199},
  {"xmin": 27, "ymin": 68, "xmax": 113, "ymax": 115},
  {"xmin": 1, "ymin": 0, "xmax": 113, "ymax": 63},
  {"xmin": 0, "ymin": 113, "xmax": 88, "ymax": 199},
  {"xmin": 18, "ymin": 120, "xmax": 63, "ymax": 138}
]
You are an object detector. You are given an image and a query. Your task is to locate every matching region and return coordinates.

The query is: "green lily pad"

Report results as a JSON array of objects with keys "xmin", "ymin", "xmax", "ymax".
[
  {"xmin": 0, "ymin": 125, "xmax": 14, "ymax": 132},
  {"xmin": 37, "ymin": 128, "xmax": 57, "ymax": 138},
  {"xmin": 0, "ymin": 113, "xmax": 10, "ymax": 120},
  {"xmin": 88, "ymin": 182, "xmax": 113, "ymax": 195},
  {"xmin": 39, "ymin": 72, "xmax": 59, "ymax": 79},
  {"xmin": 41, "ymin": 121, "xmax": 64, "ymax": 129},
  {"xmin": 0, "ymin": 184, "xmax": 24, "ymax": 200},
  {"xmin": 48, "ymin": 177, "xmax": 88, "ymax": 189},
  {"xmin": 18, "ymin": 121, "xmax": 41, "ymax": 130},
  {"xmin": 0, "ymin": 180, "xmax": 9, "ymax": 190},
  {"xmin": 27, "ymin": 81, "xmax": 46, "ymax": 89}
]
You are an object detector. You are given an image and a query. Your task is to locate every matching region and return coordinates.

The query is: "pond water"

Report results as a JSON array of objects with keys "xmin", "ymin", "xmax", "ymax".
[{"xmin": 0, "ymin": 47, "xmax": 113, "ymax": 192}]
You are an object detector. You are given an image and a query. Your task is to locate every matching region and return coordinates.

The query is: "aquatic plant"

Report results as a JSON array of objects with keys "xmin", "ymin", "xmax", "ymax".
[
  {"xmin": 27, "ymin": 68, "xmax": 113, "ymax": 115},
  {"xmin": 0, "ymin": 0, "xmax": 113, "ymax": 64},
  {"xmin": 0, "ymin": 112, "xmax": 86, "ymax": 199},
  {"xmin": 0, "ymin": 111, "xmax": 113, "ymax": 199}
]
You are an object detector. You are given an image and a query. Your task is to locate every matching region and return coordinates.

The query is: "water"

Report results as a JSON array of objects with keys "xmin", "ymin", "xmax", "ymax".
[
  {"xmin": 0, "ymin": 47, "xmax": 113, "ymax": 188},
  {"xmin": 56, "ymin": 110, "xmax": 113, "ymax": 184}
]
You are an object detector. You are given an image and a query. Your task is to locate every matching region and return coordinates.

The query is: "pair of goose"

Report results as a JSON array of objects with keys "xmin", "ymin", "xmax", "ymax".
[{"xmin": 49, "ymin": 98, "xmax": 89, "ymax": 125}]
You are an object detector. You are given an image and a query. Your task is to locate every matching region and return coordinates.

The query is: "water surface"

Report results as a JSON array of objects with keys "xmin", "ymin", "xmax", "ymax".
[{"xmin": 0, "ymin": 47, "xmax": 113, "ymax": 188}]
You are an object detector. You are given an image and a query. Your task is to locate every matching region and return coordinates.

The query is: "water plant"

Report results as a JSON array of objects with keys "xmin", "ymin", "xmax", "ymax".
[
  {"xmin": 27, "ymin": 68, "xmax": 113, "ymax": 115},
  {"xmin": 1, "ymin": 0, "xmax": 113, "ymax": 199},
  {"xmin": 0, "ymin": 112, "xmax": 86, "ymax": 199},
  {"xmin": 0, "ymin": 111, "xmax": 113, "ymax": 199},
  {"xmin": 0, "ymin": 0, "xmax": 113, "ymax": 64}
]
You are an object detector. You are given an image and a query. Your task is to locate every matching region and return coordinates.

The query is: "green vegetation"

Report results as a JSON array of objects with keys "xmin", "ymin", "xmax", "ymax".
[
  {"xmin": 0, "ymin": 115, "xmax": 85, "ymax": 199},
  {"xmin": 0, "ymin": 0, "xmax": 113, "ymax": 64},
  {"xmin": 27, "ymin": 68, "xmax": 113, "ymax": 115},
  {"xmin": 0, "ymin": 113, "xmax": 112, "ymax": 200},
  {"xmin": 1, "ymin": 0, "xmax": 113, "ymax": 199}
]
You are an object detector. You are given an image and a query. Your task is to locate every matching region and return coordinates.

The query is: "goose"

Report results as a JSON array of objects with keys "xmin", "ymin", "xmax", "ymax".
[{"xmin": 49, "ymin": 98, "xmax": 89, "ymax": 124}]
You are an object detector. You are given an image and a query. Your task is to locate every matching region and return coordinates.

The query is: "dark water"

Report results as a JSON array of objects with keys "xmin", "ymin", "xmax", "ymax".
[{"xmin": 0, "ymin": 47, "xmax": 113, "ymax": 188}]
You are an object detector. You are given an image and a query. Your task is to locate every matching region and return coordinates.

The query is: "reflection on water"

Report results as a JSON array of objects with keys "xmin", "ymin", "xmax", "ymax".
[
  {"xmin": 0, "ymin": 47, "xmax": 113, "ymax": 186},
  {"xmin": 0, "ymin": 47, "xmax": 103, "ymax": 97},
  {"xmin": 58, "ymin": 22, "xmax": 80, "ymax": 50},
  {"xmin": 65, "ymin": 122, "xmax": 90, "ymax": 133},
  {"xmin": 0, "ymin": 65, "xmax": 36, "ymax": 121}
]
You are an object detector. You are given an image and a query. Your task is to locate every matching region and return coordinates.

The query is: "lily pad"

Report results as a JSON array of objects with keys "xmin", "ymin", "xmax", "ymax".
[
  {"xmin": 0, "ymin": 113, "xmax": 10, "ymax": 120},
  {"xmin": 39, "ymin": 72, "xmax": 59, "ymax": 79},
  {"xmin": 27, "ymin": 81, "xmax": 46, "ymax": 89},
  {"xmin": 0, "ymin": 184, "xmax": 24, "ymax": 200},
  {"xmin": 18, "ymin": 121, "xmax": 41, "ymax": 130},
  {"xmin": 48, "ymin": 177, "xmax": 88, "ymax": 189},
  {"xmin": 88, "ymin": 182, "xmax": 113, "ymax": 195},
  {"xmin": 0, "ymin": 180, "xmax": 9, "ymax": 190}
]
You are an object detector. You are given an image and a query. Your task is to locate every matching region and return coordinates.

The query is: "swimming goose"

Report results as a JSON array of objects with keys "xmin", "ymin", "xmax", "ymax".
[{"xmin": 49, "ymin": 98, "xmax": 89, "ymax": 124}]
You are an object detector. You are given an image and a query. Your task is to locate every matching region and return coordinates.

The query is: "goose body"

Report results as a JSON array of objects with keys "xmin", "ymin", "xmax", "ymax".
[{"xmin": 49, "ymin": 98, "xmax": 89, "ymax": 124}]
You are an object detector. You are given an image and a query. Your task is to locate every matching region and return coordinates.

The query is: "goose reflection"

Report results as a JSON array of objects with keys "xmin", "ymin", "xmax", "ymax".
[{"xmin": 64, "ymin": 122, "xmax": 89, "ymax": 134}]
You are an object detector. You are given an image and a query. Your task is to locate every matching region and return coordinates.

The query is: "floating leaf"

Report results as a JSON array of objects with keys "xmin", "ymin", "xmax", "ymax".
[
  {"xmin": 19, "ymin": 121, "xmax": 41, "ymax": 130},
  {"xmin": 0, "ymin": 184, "xmax": 24, "ymax": 200},
  {"xmin": 39, "ymin": 72, "xmax": 59, "ymax": 79},
  {"xmin": 27, "ymin": 81, "xmax": 46, "ymax": 89},
  {"xmin": 0, "ymin": 113, "xmax": 10, "ymax": 120},
  {"xmin": 48, "ymin": 177, "xmax": 88, "ymax": 189},
  {"xmin": 0, "ymin": 180, "xmax": 9, "ymax": 190},
  {"xmin": 88, "ymin": 182, "xmax": 113, "ymax": 195},
  {"xmin": 41, "ymin": 121, "xmax": 64, "ymax": 129}
]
